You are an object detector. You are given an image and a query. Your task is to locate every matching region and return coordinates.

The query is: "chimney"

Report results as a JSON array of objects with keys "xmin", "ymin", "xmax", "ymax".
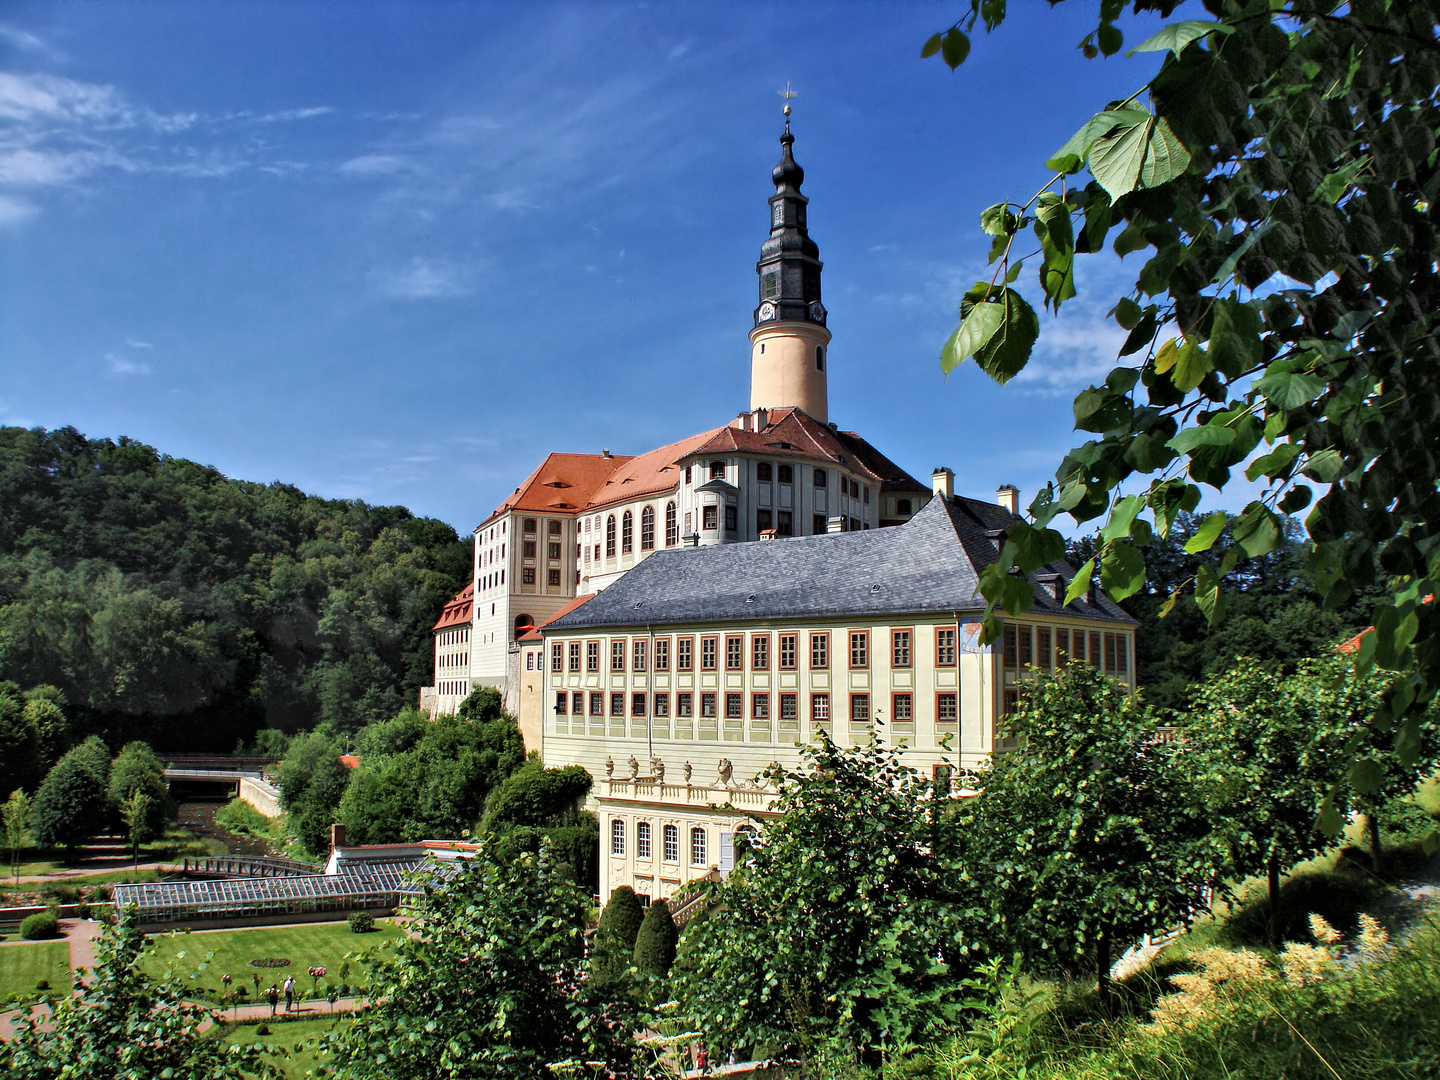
[
  {"xmin": 931, "ymin": 468, "xmax": 954, "ymax": 499},
  {"xmin": 827, "ymin": 516, "xmax": 846, "ymax": 534},
  {"xmin": 754, "ymin": 408, "xmax": 769, "ymax": 431},
  {"xmin": 997, "ymin": 484, "xmax": 1020, "ymax": 515},
  {"xmin": 330, "ymin": 823, "xmax": 346, "ymax": 850},
  {"xmin": 601, "ymin": 448, "xmax": 612, "ymax": 459}
]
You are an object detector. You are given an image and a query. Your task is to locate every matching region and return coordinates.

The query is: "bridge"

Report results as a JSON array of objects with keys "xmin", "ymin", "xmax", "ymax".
[{"xmin": 162, "ymin": 758, "xmax": 283, "ymax": 815}]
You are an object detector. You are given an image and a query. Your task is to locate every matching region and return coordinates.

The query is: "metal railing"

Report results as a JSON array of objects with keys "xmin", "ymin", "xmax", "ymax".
[{"xmin": 180, "ymin": 855, "xmax": 322, "ymax": 878}]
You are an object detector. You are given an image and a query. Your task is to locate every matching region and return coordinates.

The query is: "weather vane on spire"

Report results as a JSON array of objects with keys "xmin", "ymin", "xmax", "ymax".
[{"xmin": 778, "ymin": 82, "xmax": 797, "ymax": 121}]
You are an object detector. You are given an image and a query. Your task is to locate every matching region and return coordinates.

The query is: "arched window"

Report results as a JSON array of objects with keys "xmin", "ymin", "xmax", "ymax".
[
  {"xmin": 636, "ymin": 821, "xmax": 652, "ymax": 859},
  {"xmin": 621, "ymin": 510, "xmax": 634, "ymax": 554},
  {"xmin": 611, "ymin": 819, "xmax": 625, "ymax": 856},
  {"xmin": 663, "ymin": 824, "xmax": 679, "ymax": 862},
  {"xmin": 691, "ymin": 827, "xmax": 708, "ymax": 867},
  {"xmin": 665, "ymin": 502, "xmax": 678, "ymax": 547},
  {"xmin": 640, "ymin": 506, "xmax": 655, "ymax": 551},
  {"xmin": 735, "ymin": 825, "xmax": 759, "ymax": 865},
  {"xmin": 605, "ymin": 516, "xmax": 616, "ymax": 559},
  {"xmin": 813, "ymin": 468, "xmax": 826, "ymax": 488},
  {"xmin": 514, "ymin": 614, "xmax": 534, "ymax": 640},
  {"xmin": 816, "ymin": 346, "xmax": 825, "ymax": 371},
  {"xmin": 757, "ymin": 462, "xmax": 772, "ymax": 481}
]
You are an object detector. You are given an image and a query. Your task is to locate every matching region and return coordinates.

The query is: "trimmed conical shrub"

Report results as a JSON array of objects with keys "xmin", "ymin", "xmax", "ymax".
[
  {"xmin": 590, "ymin": 886, "xmax": 644, "ymax": 984},
  {"xmin": 632, "ymin": 897, "xmax": 679, "ymax": 978}
]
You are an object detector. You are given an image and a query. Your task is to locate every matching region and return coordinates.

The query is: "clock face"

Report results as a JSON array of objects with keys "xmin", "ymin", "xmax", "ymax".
[
  {"xmin": 809, "ymin": 302, "xmax": 827, "ymax": 323},
  {"xmin": 758, "ymin": 301, "xmax": 777, "ymax": 321}
]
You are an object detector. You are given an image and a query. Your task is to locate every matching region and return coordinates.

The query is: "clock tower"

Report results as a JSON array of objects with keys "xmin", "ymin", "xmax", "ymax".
[{"xmin": 749, "ymin": 113, "xmax": 831, "ymax": 423}]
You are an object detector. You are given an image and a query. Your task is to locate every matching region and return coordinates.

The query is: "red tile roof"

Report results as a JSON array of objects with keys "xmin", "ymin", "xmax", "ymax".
[
  {"xmin": 833, "ymin": 429, "xmax": 930, "ymax": 493},
  {"xmin": 519, "ymin": 594, "xmax": 597, "ymax": 641},
  {"xmin": 481, "ymin": 452, "xmax": 633, "ymax": 528},
  {"xmin": 432, "ymin": 583, "xmax": 474, "ymax": 631},
  {"xmin": 339, "ymin": 755, "xmax": 360, "ymax": 769},
  {"xmin": 583, "ymin": 429, "xmax": 726, "ymax": 512},
  {"xmin": 685, "ymin": 408, "xmax": 883, "ymax": 481}
]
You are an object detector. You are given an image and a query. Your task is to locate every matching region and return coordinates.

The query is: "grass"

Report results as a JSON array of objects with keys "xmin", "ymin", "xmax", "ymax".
[
  {"xmin": 0, "ymin": 940, "xmax": 71, "ymax": 1005},
  {"xmin": 9, "ymin": 828, "xmax": 214, "ymax": 877},
  {"xmin": 142, "ymin": 920, "xmax": 400, "ymax": 1005},
  {"xmin": 221, "ymin": 1015, "xmax": 349, "ymax": 1079}
]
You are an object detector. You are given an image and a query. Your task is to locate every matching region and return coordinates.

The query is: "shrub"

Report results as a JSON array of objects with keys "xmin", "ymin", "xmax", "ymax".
[
  {"xmin": 348, "ymin": 911, "xmax": 375, "ymax": 934},
  {"xmin": 35, "ymin": 979, "xmax": 50, "ymax": 990},
  {"xmin": 20, "ymin": 911, "xmax": 59, "ymax": 940},
  {"xmin": 633, "ymin": 897, "xmax": 679, "ymax": 978},
  {"xmin": 590, "ymin": 885, "xmax": 644, "ymax": 984},
  {"xmin": 255, "ymin": 1025, "xmax": 271, "ymax": 1036}
]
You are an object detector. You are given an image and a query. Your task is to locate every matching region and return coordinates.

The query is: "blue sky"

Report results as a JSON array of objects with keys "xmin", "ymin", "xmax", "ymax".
[{"xmin": 0, "ymin": 2, "xmax": 1185, "ymax": 535}]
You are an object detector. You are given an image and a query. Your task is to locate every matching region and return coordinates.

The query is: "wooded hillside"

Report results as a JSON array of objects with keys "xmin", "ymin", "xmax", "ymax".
[{"xmin": 0, "ymin": 426, "xmax": 470, "ymax": 750}]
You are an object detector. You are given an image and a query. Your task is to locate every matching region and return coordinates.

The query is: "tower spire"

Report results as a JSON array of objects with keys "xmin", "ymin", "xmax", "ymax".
[{"xmin": 749, "ymin": 101, "xmax": 830, "ymax": 422}]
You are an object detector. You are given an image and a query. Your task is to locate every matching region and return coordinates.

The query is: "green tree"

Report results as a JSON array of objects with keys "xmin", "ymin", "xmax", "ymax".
[
  {"xmin": 0, "ymin": 681, "xmax": 39, "ymax": 798},
  {"xmin": 118, "ymin": 790, "xmax": 153, "ymax": 870},
  {"xmin": 290, "ymin": 753, "xmax": 352, "ymax": 856},
  {"xmin": 591, "ymin": 885, "xmax": 645, "ymax": 985},
  {"xmin": 927, "ymin": 1, "xmax": 1440, "ymax": 806},
  {"xmin": 30, "ymin": 740, "xmax": 111, "ymax": 850},
  {"xmin": 676, "ymin": 735, "xmax": 978, "ymax": 1064},
  {"xmin": 107, "ymin": 741, "xmax": 170, "ymax": 838},
  {"xmin": 457, "ymin": 685, "xmax": 503, "ymax": 722},
  {"xmin": 965, "ymin": 663, "xmax": 1209, "ymax": 1000},
  {"xmin": 481, "ymin": 760, "xmax": 593, "ymax": 830},
  {"xmin": 633, "ymin": 897, "xmax": 680, "ymax": 979},
  {"xmin": 3, "ymin": 788, "xmax": 31, "ymax": 883},
  {"xmin": 2, "ymin": 911, "xmax": 275, "ymax": 1079},
  {"xmin": 329, "ymin": 844, "xmax": 641, "ymax": 1079}
]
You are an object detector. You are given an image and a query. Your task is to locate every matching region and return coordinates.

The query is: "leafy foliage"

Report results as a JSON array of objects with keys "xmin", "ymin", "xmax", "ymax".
[
  {"xmin": 928, "ymin": 1, "xmax": 1440, "ymax": 799},
  {"xmin": 632, "ymin": 897, "xmax": 680, "ymax": 979},
  {"xmin": 4, "ymin": 787, "xmax": 32, "ymax": 882},
  {"xmin": 0, "ymin": 426, "xmax": 470, "ymax": 749},
  {"xmin": 107, "ymin": 740, "xmax": 170, "ymax": 837},
  {"xmin": 677, "ymin": 735, "xmax": 979, "ymax": 1063},
  {"xmin": 3, "ymin": 912, "xmax": 275, "ymax": 1079},
  {"xmin": 0, "ymin": 681, "xmax": 71, "ymax": 799},
  {"xmin": 329, "ymin": 844, "xmax": 642, "ymax": 1079},
  {"xmin": 19, "ymin": 911, "xmax": 59, "ymax": 940},
  {"xmin": 591, "ymin": 885, "xmax": 645, "ymax": 985},
  {"xmin": 29, "ymin": 736, "xmax": 111, "ymax": 848}
]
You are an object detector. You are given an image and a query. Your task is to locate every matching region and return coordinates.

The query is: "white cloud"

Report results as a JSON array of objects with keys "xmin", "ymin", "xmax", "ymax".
[
  {"xmin": 340, "ymin": 153, "xmax": 411, "ymax": 175},
  {"xmin": 377, "ymin": 257, "xmax": 470, "ymax": 300},
  {"xmin": 0, "ymin": 193, "xmax": 37, "ymax": 224},
  {"xmin": 0, "ymin": 25, "xmax": 55, "ymax": 58},
  {"xmin": 125, "ymin": 339, "xmax": 153, "ymax": 349},
  {"xmin": 105, "ymin": 352, "xmax": 151, "ymax": 376},
  {"xmin": 1015, "ymin": 316, "xmax": 1130, "ymax": 394},
  {"xmin": 0, "ymin": 71, "xmax": 131, "ymax": 125}
]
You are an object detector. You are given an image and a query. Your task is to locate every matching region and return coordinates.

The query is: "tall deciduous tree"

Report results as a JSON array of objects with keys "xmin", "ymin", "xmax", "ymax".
[
  {"xmin": 3, "ymin": 788, "xmax": 31, "ymax": 883},
  {"xmin": 30, "ymin": 738, "xmax": 111, "ymax": 850},
  {"xmin": 676, "ymin": 736, "xmax": 979, "ymax": 1064},
  {"xmin": 107, "ymin": 741, "xmax": 170, "ymax": 838},
  {"xmin": 965, "ymin": 663, "xmax": 1208, "ymax": 999},
  {"xmin": 928, "ymin": 0, "xmax": 1440, "ymax": 811}
]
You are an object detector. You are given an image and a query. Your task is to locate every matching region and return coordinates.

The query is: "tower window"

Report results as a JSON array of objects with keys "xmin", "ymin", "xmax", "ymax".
[
  {"xmin": 763, "ymin": 272, "xmax": 778, "ymax": 299},
  {"xmin": 816, "ymin": 347, "xmax": 824, "ymax": 371}
]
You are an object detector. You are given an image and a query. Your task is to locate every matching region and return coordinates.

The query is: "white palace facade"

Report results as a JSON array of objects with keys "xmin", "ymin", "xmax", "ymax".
[{"xmin": 420, "ymin": 120, "xmax": 1137, "ymax": 902}]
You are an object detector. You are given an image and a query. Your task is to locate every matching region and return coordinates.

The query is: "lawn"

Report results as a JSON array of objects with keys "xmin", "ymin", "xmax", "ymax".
[
  {"xmin": 223, "ymin": 1015, "xmax": 349, "ymax": 1079},
  {"xmin": 142, "ymin": 920, "xmax": 400, "ymax": 1004},
  {"xmin": 0, "ymin": 940, "xmax": 71, "ymax": 1005}
]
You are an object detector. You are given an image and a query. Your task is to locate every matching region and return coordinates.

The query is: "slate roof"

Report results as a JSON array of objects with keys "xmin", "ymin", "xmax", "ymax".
[{"xmin": 545, "ymin": 492, "xmax": 1136, "ymax": 632}]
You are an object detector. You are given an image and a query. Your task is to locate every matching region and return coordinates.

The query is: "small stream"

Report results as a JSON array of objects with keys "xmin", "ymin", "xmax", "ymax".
[{"xmin": 176, "ymin": 801, "xmax": 278, "ymax": 858}]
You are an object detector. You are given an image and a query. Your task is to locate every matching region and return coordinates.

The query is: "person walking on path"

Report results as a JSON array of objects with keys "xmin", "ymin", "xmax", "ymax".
[
  {"xmin": 266, "ymin": 985, "xmax": 279, "ymax": 1017},
  {"xmin": 282, "ymin": 975, "xmax": 295, "ymax": 1013}
]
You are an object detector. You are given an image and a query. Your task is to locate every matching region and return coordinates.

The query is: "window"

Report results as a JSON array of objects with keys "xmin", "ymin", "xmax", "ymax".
[
  {"xmin": 654, "ymin": 638, "xmax": 670, "ymax": 671},
  {"xmin": 633, "ymin": 638, "xmax": 647, "ymax": 672},
  {"xmin": 726, "ymin": 635, "xmax": 744, "ymax": 670},
  {"xmin": 893, "ymin": 692, "xmax": 913, "ymax": 723},
  {"xmin": 684, "ymin": 511, "xmax": 692, "ymax": 534},
  {"xmin": 778, "ymin": 464, "xmax": 793, "ymax": 484},
  {"xmin": 1003, "ymin": 625, "xmax": 1018, "ymax": 668},
  {"xmin": 725, "ymin": 504, "xmax": 737, "ymax": 531},
  {"xmin": 611, "ymin": 640, "xmax": 626, "ymax": 672},
  {"xmin": 813, "ymin": 514, "xmax": 827, "ymax": 535},
  {"xmin": 777, "ymin": 510, "xmax": 793, "ymax": 536},
  {"xmin": 1055, "ymin": 628, "xmax": 1070, "ymax": 661},
  {"xmin": 641, "ymin": 506, "xmax": 655, "ymax": 550},
  {"xmin": 726, "ymin": 693, "xmax": 743, "ymax": 719},
  {"xmin": 1090, "ymin": 631, "xmax": 1102, "ymax": 667},
  {"xmin": 654, "ymin": 693, "xmax": 669, "ymax": 718},
  {"xmin": 763, "ymin": 270, "xmax": 778, "ymax": 298},
  {"xmin": 526, "ymin": 651, "xmax": 534, "ymax": 672},
  {"xmin": 813, "ymin": 468, "xmax": 826, "ymax": 487},
  {"xmin": 663, "ymin": 824, "xmax": 679, "ymax": 862},
  {"xmin": 665, "ymin": 502, "xmax": 678, "ymax": 547},
  {"xmin": 610, "ymin": 692, "xmax": 625, "ymax": 717},
  {"xmin": 621, "ymin": 511, "xmax": 633, "ymax": 554},
  {"xmin": 752, "ymin": 693, "xmax": 769, "ymax": 719},
  {"xmin": 632, "ymin": 693, "xmax": 647, "ymax": 717},
  {"xmin": 523, "ymin": 568, "xmax": 535, "ymax": 584},
  {"xmin": 612, "ymin": 820, "xmax": 625, "ymax": 856},
  {"xmin": 752, "ymin": 635, "xmax": 770, "ymax": 671},
  {"xmin": 549, "ymin": 520, "xmax": 561, "ymax": 535},
  {"xmin": 851, "ymin": 693, "xmax": 870, "ymax": 723},
  {"xmin": 849, "ymin": 517, "xmax": 860, "ymax": 532},
  {"xmin": 586, "ymin": 641, "xmax": 600, "ymax": 672},
  {"xmin": 572, "ymin": 691, "xmax": 584, "ymax": 715},
  {"xmin": 1117, "ymin": 635, "xmax": 1128, "ymax": 675},
  {"xmin": 849, "ymin": 630, "xmax": 869, "ymax": 669},
  {"xmin": 523, "ymin": 540, "xmax": 536, "ymax": 557},
  {"xmin": 816, "ymin": 346, "xmax": 824, "ymax": 371},
  {"xmin": 937, "ymin": 693, "xmax": 958, "ymax": 724},
  {"xmin": 863, "ymin": 485, "xmax": 870, "ymax": 504},
  {"xmin": 583, "ymin": 546, "xmax": 590, "ymax": 563},
  {"xmin": 779, "ymin": 634, "xmax": 797, "ymax": 669},
  {"xmin": 701, "ymin": 637, "xmax": 718, "ymax": 670},
  {"xmin": 757, "ymin": 508, "xmax": 773, "ymax": 532},
  {"xmin": 757, "ymin": 462, "xmax": 773, "ymax": 481},
  {"xmin": 677, "ymin": 638, "xmax": 693, "ymax": 671},
  {"xmin": 1019, "ymin": 625, "xmax": 1034, "ymax": 668},
  {"xmin": 554, "ymin": 692, "xmax": 567, "ymax": 715},
  {"xmin": 590, "ymin": 692, "xmax": 604, "ymax": 716},
  {"xmin": 605, "ymin": 516, "xmax": 616, "ymax": 558},
  {"xmin": 547, "ymin": 569, "xmax": 560, "ymax": 586},
  {"xmin": 694, "ymin": 691, "xmax": 716, "ymax": 719},
  {"xmin": 637, "ymin": 822, "xmax": 651, "ymax": 859},
  {"xmin": 691, "ymin": 828, "xmax": 707, "ymax": 866},
  {"xmin": 548, "ymin": 542, "xmax": 561, "ymax": 559},
  {"xmin": 1038, "ymin": 627, "xmax": 1052, "ymax": 670},
  {"xmin": 677, "ymin": 692, "xmax": 693, "ymax": 718},
  {"xmin": 568, "ymin": 641, "xmax": 581, "ymax": 672},
  {"xmin": 523, "ymin": 518, "xmax": 537, "ymax": 533},
  {"xmin": 780, "ymin": 693, "xmax": 798, "ymax": 720},
  {"xmin": 703, "ymin": 504, "xmax": 718, "ymax": 531},
  {"xmin": 1004, "ymin": 687, "xmax": 1020, "ymax": 715},
  {"xmin": 892, "ymin": 629, "xmax": 912, "ymax": 668},
  {"xmin": 684, "ymin": 466, "xmax": 692, "ymax": 484},
  {"xmin": 709, "ymin": 461, "xmax": 726, "ymax": 481},
  {"xmin": 811, "ymin": 693, "xmax": 830, "ymax": 725},
  {"xmin": 936, "ymin": 627, "xmax": 956, "ymax": 667},
  {"xmin": 810, "ymin": 633, "xmax": 829, "ymax": 669},
  {"xmin": 897, "ymin": 499, "xmax": 913, "ymax": 515},
  {"xmin": 1105, "ymin": 632, "xmax": 1119, "ymax": 674},
  {"xmin": 551, "ymin": 643, "xmax": 563, "ymax": 672}
]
